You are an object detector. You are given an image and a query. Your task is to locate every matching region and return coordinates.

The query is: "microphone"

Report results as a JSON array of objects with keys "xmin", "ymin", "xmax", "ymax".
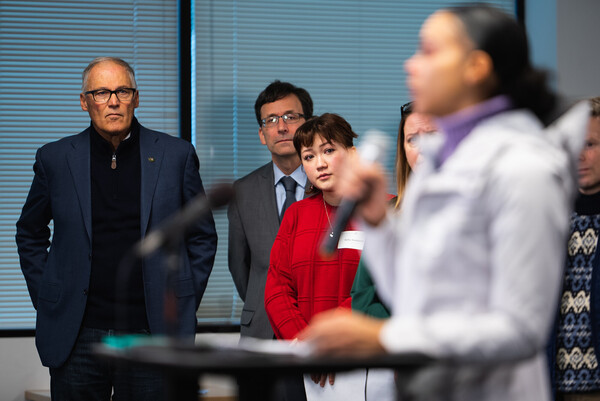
[
  {"xmin": 135, "ymin": 183, "xmax": 233, "ymax": 257},
  {"xmin": 320, "ymin": 130, "xmax": 389, "ymax": 257}
]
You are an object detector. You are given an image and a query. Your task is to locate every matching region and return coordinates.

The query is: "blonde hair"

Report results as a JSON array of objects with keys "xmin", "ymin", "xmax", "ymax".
[{"xmin": 394, "ymin": 102, "xmax": 414, "ymax": 208}]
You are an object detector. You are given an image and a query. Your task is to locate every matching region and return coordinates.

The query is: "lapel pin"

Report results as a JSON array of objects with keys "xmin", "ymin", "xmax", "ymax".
[{"xmin": 148, "ymin": 157, "xmax": 155, "ymax": 162}]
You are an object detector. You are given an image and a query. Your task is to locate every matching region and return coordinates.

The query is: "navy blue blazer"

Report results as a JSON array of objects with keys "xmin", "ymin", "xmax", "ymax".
[{"xmin": 16, "ymin": 123, "xmax": 217, "ymax": 368}]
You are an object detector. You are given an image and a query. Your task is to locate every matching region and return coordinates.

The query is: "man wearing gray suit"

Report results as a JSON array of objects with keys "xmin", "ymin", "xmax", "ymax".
[{"xmin": 228, "ymin": 81, "xmax": 313, "ymax": 340}]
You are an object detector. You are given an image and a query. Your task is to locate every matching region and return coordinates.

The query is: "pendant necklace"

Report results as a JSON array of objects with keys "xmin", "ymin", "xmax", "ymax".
[{"xmin": 323, "ymin": 196, "xmax": 334, "ymax": 238}]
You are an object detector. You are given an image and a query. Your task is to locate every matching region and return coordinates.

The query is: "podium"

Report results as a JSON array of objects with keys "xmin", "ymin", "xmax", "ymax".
[{"xmin": 94, "ymin": 339, "xmax": 434, "ymax": 401}]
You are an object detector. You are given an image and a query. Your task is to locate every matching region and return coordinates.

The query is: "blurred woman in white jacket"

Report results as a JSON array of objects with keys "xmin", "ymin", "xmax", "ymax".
[{"xmin": 299, "ymin": 5, "xmax": 589, "ymax": 401}]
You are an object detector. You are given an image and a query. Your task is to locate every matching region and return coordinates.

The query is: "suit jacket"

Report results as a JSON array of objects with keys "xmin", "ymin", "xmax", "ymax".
[
  {"xmin": 15, "ymin": 123, "xmax": 218, "ymax": 368},
  {"xmin": 228, "ymin": 162, "xmax": 308, "ymax": 339}
]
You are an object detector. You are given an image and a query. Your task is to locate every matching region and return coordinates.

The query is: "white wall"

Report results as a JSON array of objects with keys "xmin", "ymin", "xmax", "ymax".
[
  {"xmin": 527, "ymin": 0, "xmax": 600, "ymax": 100},
  {"xmin": 556, "ymin": 0, "xmax": 600, "ymax": 99},
  {"xmin": 0, "ymin": 333, "xmax": 239, "ymax": 401},
  {"xmin": 0, "ymin": 337, "xmax": 48, "ymax": 401}
]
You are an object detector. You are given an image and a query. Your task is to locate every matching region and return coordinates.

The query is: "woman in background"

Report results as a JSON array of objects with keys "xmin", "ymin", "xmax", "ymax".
[
  {"xmin": 264, "ymin": 113, "xmax": 360, "ymax": 395},
  {"xmin": 350, "ymin": 102, "xmax": 436, "ymax": 401},
  {"xmin": 300, "ymin": 5, "xmax": 588, "ymax": 401},
  {"xmin": 351, "ymin": 101, "xmax": 436, "ymax": 315}
]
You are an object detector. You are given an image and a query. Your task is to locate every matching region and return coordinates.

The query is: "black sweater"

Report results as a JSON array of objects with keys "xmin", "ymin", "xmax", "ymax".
[
  {"xmin": 575, "ymin": 190, "xmax": 600, "ymax": 216},
  {"xmin": 82, "ymin": 119, "xmax": 148, "ymax": 331}
]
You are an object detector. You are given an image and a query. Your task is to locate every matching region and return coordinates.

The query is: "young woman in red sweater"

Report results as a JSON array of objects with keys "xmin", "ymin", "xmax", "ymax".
[{"xmin": 264, "ymin": 113, "xmax": 360, "ymax": 389}]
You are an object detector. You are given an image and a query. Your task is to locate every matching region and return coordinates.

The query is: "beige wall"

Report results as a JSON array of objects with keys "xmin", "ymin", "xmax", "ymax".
[
  {"xmin": 0, "ymin": 337, "xmax": 48, "ymax": 401},
  {"xmin": 0, "ymin": 333, "xmax": 240, "ymax": 401}
]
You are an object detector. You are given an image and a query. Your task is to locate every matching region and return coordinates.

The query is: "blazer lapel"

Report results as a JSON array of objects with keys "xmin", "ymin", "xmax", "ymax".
[
  {"xmin": 139, "ymin": 127, "xmax": 165, "ymax": 236},
  {"xmin": 259, "ymin": 162, "xmax": 281, "ymax": 234},
  {"xmin": 66, "ymin": 130, "xmax": 92, "ymax": 242}
]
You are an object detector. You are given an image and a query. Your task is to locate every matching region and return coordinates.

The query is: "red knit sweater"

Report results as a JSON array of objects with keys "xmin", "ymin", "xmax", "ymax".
[{"xmin": 264, "ymin": 192, "xmax": 361, "ymax": 340}]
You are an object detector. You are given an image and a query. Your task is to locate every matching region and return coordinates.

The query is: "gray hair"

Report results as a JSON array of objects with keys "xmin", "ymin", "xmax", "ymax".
[
  {"xmin": 81, "ymin": 57, "xmax": 137, "ymax": 92},
  {"xmin": 590, "ymin": 97, "xmax": 600, "ymax": 118}
]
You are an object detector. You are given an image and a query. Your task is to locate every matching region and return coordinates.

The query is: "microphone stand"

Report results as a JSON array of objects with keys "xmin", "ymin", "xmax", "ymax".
[
  {"xmin": 163, "ymin": 234, "xmax": 184, "ymax": 339},
  {"xmin": 161, "ymin": 235, "xmax": 199, "ymax": 401},
  {"xmin": 114, "ymin": 215, "xmax": 189, "ymax": 344},
  {"xmin": 111, "ymin": 184, "xmax": 233, "ymax": 401},
  {"xmin": 113, "ymin": 233, "xmax": 197, "ymax": 401}
]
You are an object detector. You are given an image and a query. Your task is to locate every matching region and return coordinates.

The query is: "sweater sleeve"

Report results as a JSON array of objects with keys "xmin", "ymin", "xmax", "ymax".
[
  {"xmin": 351, "ymin": 258, "xmax": 391, "ymax": 318},
  {"xmin": 264, "ymin": 206, "xmax": 308, "ymax": 339}
]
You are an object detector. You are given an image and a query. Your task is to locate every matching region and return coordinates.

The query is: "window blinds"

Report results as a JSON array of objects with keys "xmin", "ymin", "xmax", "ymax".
[
  {"xmin": 0, "ymin": 0, "xmax": 178, "ymax": 329},
  {"xmin": 193, "ymin": 0, "xmax": 515, "ymax": 325},
  {"xmin": 0, "ymin": 0, "xmax": 515, "ymax": 330}
]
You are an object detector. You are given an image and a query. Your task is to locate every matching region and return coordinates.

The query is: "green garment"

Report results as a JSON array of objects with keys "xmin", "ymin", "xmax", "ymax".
[
  {"xmin": 350, "ymin": 258, "xmax": 390, "ymax": 318},
  {"xmin": 351, "ymin": 196, "xmax": 396, "ymax": 318}
]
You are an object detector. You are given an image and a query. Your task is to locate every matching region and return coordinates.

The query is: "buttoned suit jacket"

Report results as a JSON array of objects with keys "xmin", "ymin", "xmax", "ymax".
[
  {"xmin": 228, "ymin": 161, "xmax": 307, "ymax": 339},
  {"xmin": 16, "ymin": 123, "xmax": 218, "ymax": 368}
]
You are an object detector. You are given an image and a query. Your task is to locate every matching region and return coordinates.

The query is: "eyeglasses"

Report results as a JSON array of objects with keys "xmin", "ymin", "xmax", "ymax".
[
  {"xmin": 84, "ymin": 88, "xmax": 137, "ymax": 103},
  {"xmin": 261, "ymin": 113, "xmax": 305, "ymax": 128},
  {"xmin": 400, "ymin": 101, "xmax": 413, "ymax": 118}
]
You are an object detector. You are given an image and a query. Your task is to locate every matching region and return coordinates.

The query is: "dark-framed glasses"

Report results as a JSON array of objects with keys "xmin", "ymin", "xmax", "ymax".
[
  {"xmin": 84, "ymin": 88, "xmax": 137, "ymax": 103},
  {"xmin": 261, "ymin": 113, "xmax": 305, "ymax": 128},
  {"xmin": 400, "ymin": 101, "xmax": 413, "ymax": 118}
]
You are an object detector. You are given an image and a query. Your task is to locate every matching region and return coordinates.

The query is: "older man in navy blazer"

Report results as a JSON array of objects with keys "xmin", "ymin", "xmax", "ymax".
[{"xmin": 16, "ymin": 57, "xmax": 217, "ymax": 401}]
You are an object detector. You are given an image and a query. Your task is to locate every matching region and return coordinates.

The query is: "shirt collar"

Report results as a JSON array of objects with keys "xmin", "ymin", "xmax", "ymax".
[
  {"xmin": 273, "ymin": 163, "xmax": 306, "ymax": 188},
  {"xmin": 89, "ymin": 117, "xmax": 140, "ymax": 149}
]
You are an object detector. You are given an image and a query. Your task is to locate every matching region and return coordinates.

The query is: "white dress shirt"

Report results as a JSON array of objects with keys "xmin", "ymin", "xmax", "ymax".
[{"xmin": 273, "ymin": 163, "xmax": 306, "ymax": 216}]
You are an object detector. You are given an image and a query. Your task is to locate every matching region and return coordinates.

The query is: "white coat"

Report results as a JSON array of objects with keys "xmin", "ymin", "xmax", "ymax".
[{"xmin": 363, "ymin": 104, "xmax": 589, "ymax": 401}]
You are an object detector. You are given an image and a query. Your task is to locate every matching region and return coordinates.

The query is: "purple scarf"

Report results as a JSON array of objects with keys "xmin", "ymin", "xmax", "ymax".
[{"xmin": 435, "ymin": 95, "xmax": 513, "ymax": 165}]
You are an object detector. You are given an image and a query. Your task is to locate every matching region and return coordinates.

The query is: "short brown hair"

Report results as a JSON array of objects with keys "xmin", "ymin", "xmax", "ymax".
[
  {"xmin": 254, "ymin": 80, "xmax": 313, "ymax": 126},
  {"xmin": 293, "ymin": 113, "xmax": 358, "ymax": 195},
  {"xmin": 293, "ymin": 113, "xmax": 357, "ymax": 157}
]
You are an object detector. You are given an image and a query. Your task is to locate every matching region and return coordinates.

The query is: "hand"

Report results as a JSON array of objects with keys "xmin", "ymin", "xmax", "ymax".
[
  {"xmin": 298, "ymin": 309, "xmax": 386, "ymax": 357},
  {"xmin": 337, "ymin": 152, "xmax": 389, "ymax": 226},
  {"xmin": 310, "ymin": 372, "xmax": 336, "ymax": 387}
]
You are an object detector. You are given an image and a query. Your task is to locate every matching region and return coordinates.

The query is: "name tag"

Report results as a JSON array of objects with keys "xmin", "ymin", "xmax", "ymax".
[{"xmin": 338, "ymin": 231, "xmax": 365, "ymax": 250}]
